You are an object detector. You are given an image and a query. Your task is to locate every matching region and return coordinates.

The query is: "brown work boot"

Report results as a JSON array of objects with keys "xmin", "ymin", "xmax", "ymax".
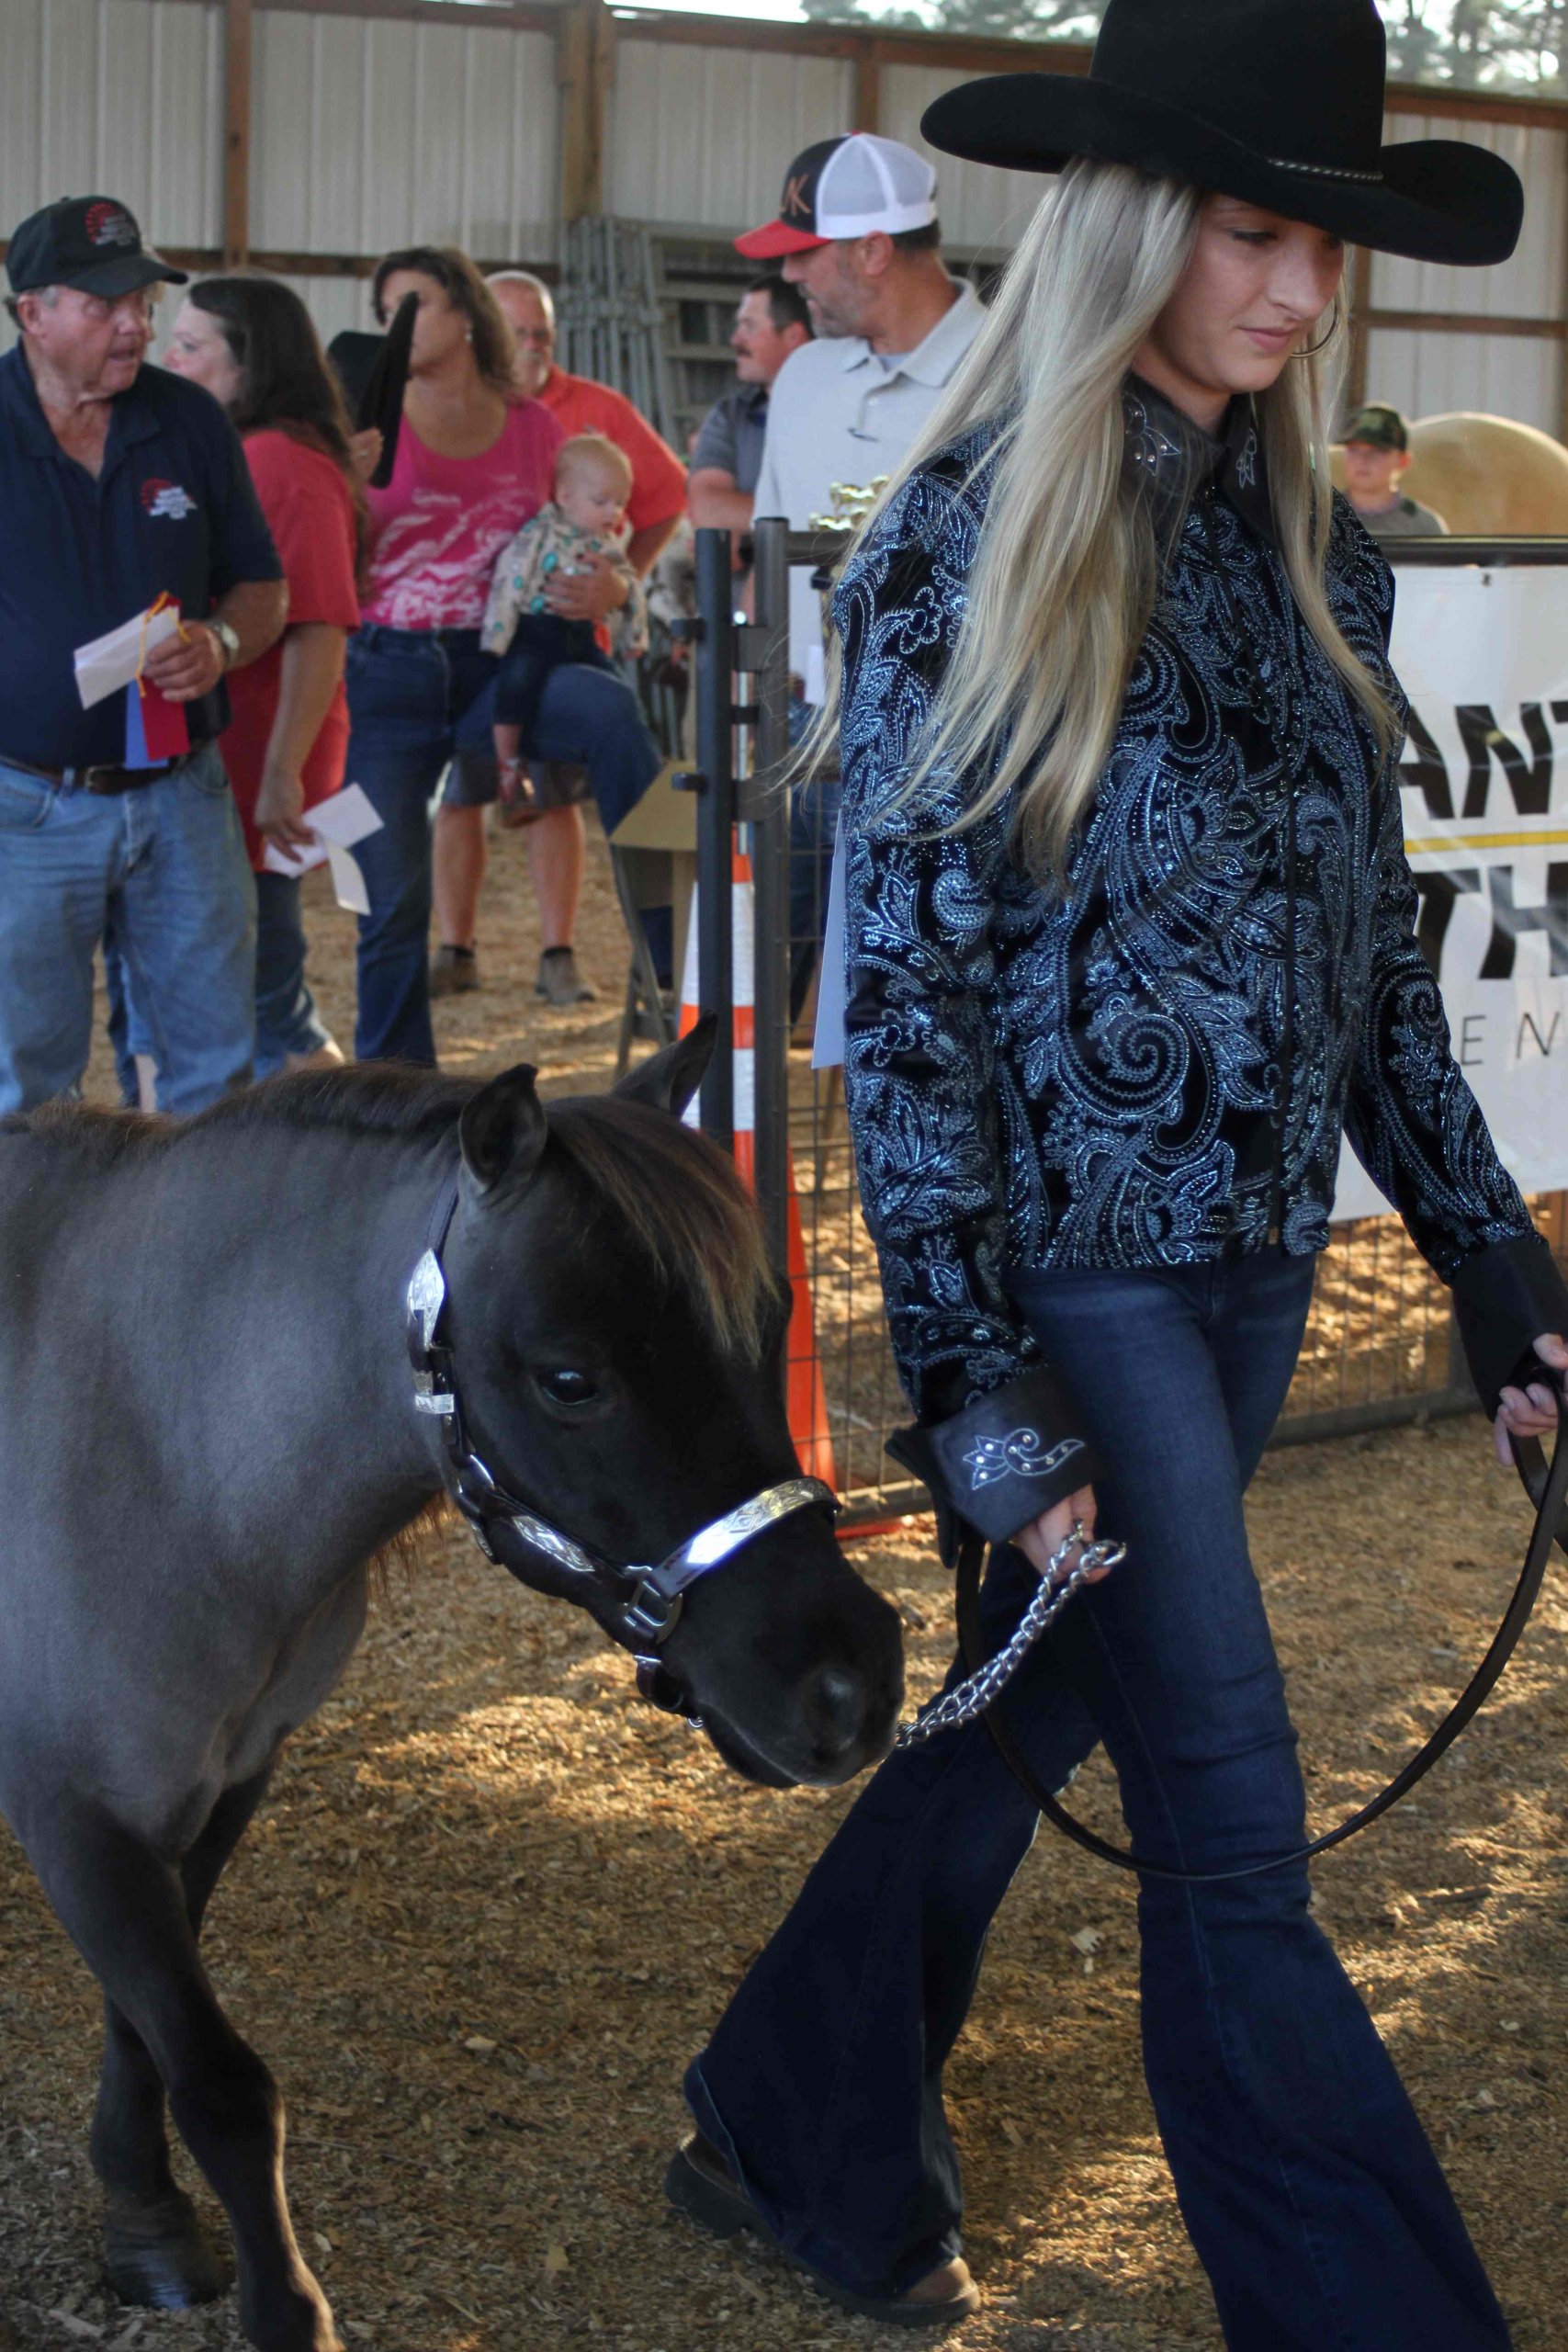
[
  {"xmin": 535, "ymin": 946, "xmax": 597, "ymax": 1006},
  {"xmin": 430, "ymin": 944, "xmax": 480, "ymax": 998}
]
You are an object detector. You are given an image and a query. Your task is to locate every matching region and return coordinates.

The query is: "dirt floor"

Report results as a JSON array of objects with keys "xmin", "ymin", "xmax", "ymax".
[{"xmin": 3, "ymin": 822, "xmax": 1566, "ymax": 2351}]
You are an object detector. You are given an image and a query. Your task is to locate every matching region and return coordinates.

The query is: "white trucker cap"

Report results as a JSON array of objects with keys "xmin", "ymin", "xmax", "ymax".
[{"xmin": 735, "ymin": 133, "xmax": 939, "ymax": 257}]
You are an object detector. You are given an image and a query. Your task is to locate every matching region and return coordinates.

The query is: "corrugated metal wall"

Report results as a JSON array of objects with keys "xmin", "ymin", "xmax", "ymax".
[
  {"xmin": 604, "ymin": 38, "xmax": 852, "ymax": 232},
  {"xmin": 1363, "ymin": 113, "xmax": 1568, "ymax": 434},
  {"xmin": 2, "ymin": 0, "xmax": 1565, "ymax": 436},
  {"xmin": 880, "ymin": 62, "xmax": 1047, "ymax": 254},
  {"xmin": 0, "ymin": 0, "xmax": 222, "ymax": 350},
  {"xmin": 251, "ymin": 6, "xmax": 558, "ymax": 340}
]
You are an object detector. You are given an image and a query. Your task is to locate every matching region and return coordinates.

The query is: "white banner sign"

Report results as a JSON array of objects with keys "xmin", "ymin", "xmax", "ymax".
[{"xmin": 1333, "ymin": 561, "xmax": 1568, "ymax": 1219}]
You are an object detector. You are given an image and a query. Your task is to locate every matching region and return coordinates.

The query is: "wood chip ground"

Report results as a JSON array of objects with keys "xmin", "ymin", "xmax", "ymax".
[{"xmin": 3, "ymin": 818, "xmax": 1564, "ymax": 2349}]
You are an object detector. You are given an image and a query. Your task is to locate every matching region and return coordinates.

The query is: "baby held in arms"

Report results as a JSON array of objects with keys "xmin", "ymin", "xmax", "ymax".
[{"xmin": 480, "ymin": 431, "xmax": 649, "ymax": 807}]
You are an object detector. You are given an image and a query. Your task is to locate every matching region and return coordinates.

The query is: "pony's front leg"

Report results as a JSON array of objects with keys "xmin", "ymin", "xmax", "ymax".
[
  {"xmin": 92, "ymin": 1768, "xmax": 276, "ymax": 2310},
  {"xmin": 32, "ymin": 1797, "xmax": 340, "ymax": 2352}
]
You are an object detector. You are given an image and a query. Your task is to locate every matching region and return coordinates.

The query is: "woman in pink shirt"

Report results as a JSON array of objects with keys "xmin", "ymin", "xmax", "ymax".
[{"xmin": 345, "ymin": 246, "xmax": 561, "ymax": 1064}]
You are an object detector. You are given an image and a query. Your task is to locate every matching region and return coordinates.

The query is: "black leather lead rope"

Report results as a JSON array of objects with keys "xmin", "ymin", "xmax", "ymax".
[{"xmin": 953, "ymin": 1396, "xmax": 1568, "ymax": 1882}]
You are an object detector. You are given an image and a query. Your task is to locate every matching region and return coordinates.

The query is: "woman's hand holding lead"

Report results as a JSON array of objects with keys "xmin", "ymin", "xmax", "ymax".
[
  {"xmin": 1493, "ymin": 1330, "xmax": 1568, "ymax": 1465},
  {"xmin": 1010, "ymin": 1486, "xmax": 1108, "ymax": 1587}
]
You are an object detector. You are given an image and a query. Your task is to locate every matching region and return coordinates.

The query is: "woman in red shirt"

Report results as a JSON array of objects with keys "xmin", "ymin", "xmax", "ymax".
[{"xmin": 165, "ymin": 277, "xmax": 363, "ymax": 1074}]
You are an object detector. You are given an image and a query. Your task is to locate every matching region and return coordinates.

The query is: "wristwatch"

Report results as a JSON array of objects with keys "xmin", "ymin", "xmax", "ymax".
[{"xmin": 206, "ymin": 617, "xmax": 241, "ymax": 671}]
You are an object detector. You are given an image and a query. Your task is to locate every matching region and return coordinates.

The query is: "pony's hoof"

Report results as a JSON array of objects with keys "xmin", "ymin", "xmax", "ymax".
[{"xmin": 102, "ymin": 2188, "xmax": 231, "ymax": 2308}]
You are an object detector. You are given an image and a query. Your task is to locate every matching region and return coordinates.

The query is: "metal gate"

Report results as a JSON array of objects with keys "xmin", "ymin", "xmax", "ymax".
[{"xmin": 682, "ymin": 522, "xmax": 1564, "ymax": 1526}]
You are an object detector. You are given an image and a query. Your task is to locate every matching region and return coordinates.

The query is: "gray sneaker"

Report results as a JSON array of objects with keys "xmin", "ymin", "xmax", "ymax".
[
  {"xmin": 430, "ymin": 944, "xmax": 480, "ymax": 998},
  {"xmin": 535, "ymin": 947, "xmax": 597, "ymax": 1006}
]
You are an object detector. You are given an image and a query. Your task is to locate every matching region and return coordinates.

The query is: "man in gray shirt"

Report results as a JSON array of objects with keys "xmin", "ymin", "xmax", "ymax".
[
  {"xmin": 688, "ymin": 277, "xmax": 812, "ymax": 533},
  {"xmin": 1342, "ymin": 401, "xmax": 1450, "ymax": 537}
]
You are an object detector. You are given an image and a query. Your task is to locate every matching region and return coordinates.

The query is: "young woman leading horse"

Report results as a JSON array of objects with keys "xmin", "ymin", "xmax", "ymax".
[
  {"xmin": 0, "ymin": 1025, "xmax": 902, "ymax": 2352},
  {"xmin": 665, "ymin": 2, "xmax": 1568, "ymax": 2344}
]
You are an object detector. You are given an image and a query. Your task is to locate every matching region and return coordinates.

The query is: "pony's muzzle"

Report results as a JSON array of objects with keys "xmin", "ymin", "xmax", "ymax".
[{"xmin": 795, "ymin": 1662, "xmax": 880, "ymax": 1778}]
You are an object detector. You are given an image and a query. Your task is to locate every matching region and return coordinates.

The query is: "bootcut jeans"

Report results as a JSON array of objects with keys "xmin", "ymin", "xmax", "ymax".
[{"xmin": 685, "ymin": 1246, "xmax": 1510, "ymax": 2352}]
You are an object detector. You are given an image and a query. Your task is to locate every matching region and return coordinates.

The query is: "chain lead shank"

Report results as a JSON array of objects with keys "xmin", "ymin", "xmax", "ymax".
[{"xmin": 896, "ymin": 1523, "xmax": 1125, "ymax": 1748}]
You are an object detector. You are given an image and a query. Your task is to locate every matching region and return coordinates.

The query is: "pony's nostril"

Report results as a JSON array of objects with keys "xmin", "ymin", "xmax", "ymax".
[{"xmin": 802, "ymin": 1664, "xmax": 867, "ymax": 1754}]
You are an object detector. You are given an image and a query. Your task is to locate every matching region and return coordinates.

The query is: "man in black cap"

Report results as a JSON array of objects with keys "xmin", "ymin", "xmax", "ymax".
[
  {"xmin": 0, "ymin": 196, "xmax": 287, "ymax": 1117},
  {"xmin": 1343, "ymin": 400, "xmax": 1450, "ymax": 537}
]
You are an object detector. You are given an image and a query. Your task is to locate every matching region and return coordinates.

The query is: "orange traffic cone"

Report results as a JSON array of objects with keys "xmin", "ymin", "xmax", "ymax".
[{"xmin": 679, "ymin": 857, "xmax": 840, "ymax": 1488}]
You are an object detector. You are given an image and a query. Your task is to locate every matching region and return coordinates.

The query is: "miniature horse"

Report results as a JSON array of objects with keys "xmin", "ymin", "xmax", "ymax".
[{"xmin": 0, "ymin": 1028, "xmax": 903, "ymax": 2352}]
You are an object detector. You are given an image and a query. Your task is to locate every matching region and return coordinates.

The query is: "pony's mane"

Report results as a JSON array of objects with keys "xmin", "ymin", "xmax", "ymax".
[{"xmin": 8, "ymin": 1065, "xmax": 775, "ymax": 1362}]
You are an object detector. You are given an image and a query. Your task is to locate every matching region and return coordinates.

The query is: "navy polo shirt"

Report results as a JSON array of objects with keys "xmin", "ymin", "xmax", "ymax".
[{"xmin": 0, "ymin": 345, "xmax": 283, "ymax": 769}]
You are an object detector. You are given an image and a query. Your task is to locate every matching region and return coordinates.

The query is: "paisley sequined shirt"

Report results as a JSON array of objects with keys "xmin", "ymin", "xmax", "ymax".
[{"xmin": 835, "ymin": 382, "xmax": 1535, "ymax": 1420}]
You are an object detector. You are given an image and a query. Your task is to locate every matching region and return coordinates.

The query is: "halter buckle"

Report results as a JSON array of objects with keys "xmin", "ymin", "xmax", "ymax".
[{"xmin": 622, "ymin": 1577, "xmax": 683, "ymax": 1645}]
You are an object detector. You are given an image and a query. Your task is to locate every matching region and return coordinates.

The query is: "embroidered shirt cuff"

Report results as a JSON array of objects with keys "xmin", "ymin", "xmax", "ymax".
[{"xmin": 886, "ymin": 1364, "xmax": 1100, "ymax": 1551}]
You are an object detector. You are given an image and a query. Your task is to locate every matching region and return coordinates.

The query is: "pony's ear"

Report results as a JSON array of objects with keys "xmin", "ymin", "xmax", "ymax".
[
  {"xmin": 613, "ymin": 1014, "xmax": 716, "ymax": 1118},
  {"xmin": 458, "ymin": 1064, "xmax": 548, "ymax": 1197}
]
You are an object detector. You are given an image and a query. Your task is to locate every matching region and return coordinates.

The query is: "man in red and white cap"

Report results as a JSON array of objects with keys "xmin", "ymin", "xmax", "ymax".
[
  {"xmin": 737, "ymin": 133, "xmax": 985, "ymax": 696},
  {"xmin": 737, "ymin": 135, "xmax": 985, "ymax": 1019}
]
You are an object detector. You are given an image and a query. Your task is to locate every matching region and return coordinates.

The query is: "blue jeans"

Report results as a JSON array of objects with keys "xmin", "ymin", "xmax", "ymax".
[
  {"xmin": 685, "ymin": 1250, "xmax": 1509, "ymax": 2350},
  {"xmin": 447, "ymin": 657, "xmax": 661, "ymax": 828},
  {"xmin": 0, "ymin": 747, "xmax": 255, "ymax": 1118},
  {"xmin": 254, "ymin": 870, "xmax": 333, "ymax": 1076},
  {"xmin": 344, "ymin": 626, "xmax": 497, "ymax": 1067},
  {"xmin": 346, "ymin": 625, "xmax": 660, "ymax": 1064},
  {"xmin": 104, "ymin": 869, "xmax": 327, "ymax": 1091}
]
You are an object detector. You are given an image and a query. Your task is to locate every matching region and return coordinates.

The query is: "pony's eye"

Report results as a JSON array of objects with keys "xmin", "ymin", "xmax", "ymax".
[{"xmin": 536, "ymin": 1368, "xmax": 599, "ymax": 1407}]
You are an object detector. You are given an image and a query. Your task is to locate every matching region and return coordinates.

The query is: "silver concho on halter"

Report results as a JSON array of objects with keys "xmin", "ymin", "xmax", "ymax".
[
  {"xmin": 408, "ymin": 1250, "xmax": 454, "ymax": 1418},
  {"xmin": 896, "ymin": 1521, "xmax": 1127, "ymax": 1749}
]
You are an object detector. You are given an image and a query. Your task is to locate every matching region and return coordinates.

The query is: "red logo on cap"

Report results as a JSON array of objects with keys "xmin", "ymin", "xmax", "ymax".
[{"xmin": 85, "ymin": 201, "xmax": 137, "ymax": 249}]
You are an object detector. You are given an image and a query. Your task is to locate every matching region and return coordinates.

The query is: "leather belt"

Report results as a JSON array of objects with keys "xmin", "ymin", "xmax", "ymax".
[{"xmin": 1, "ymin": 750, "xmax": 184, "ymax": 796}]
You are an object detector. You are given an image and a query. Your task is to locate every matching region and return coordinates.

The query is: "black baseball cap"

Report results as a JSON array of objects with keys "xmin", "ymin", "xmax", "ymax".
[
  {"xmin": 6, "ymin": 196, "xmax": 187, "ymax": 300},
  {"xmin": 1344, "ymin": 401, "xmax": 1409, "ymax": 453}
]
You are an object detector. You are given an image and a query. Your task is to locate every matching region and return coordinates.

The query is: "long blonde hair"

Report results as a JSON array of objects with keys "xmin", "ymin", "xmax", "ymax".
[{"xmin": 825, "ymin": 157, "xmax": 1393, "ymax": 876}]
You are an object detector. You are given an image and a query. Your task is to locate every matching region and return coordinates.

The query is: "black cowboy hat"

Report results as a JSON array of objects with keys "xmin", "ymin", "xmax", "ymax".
[{"xmin": 921, "ymin": 0, "xmax": 1522, "ymax": 267}]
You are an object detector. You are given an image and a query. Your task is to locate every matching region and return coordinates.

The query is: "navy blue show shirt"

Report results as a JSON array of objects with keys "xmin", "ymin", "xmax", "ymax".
[{"xmin": 0, "ymin": 345, "xmax": 284, "ymax": 769}]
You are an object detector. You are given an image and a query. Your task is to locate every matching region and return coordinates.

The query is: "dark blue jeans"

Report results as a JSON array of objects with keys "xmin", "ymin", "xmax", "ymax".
[
  {"xmin": 344, "ymin": 626, "xmax": 497, "ymax": 1067},
  {"xmin": 346, "ymin": 624, "xmax": 661, "ymax": 1063},
  {"xmin": 686, "ymin": 1250, "xmax": 1509, "ymax": 2351}
]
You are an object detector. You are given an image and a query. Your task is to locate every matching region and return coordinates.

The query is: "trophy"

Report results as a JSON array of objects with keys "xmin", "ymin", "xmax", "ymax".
[{"xmin": 807, "ymin": 477, "xmax": 891, "ymax": 534}]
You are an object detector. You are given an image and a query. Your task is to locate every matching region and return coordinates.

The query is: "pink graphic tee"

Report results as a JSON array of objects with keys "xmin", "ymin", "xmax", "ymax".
[{"xmin": 361, "ymin": 399, "xmax": 565, "ymax": 631}]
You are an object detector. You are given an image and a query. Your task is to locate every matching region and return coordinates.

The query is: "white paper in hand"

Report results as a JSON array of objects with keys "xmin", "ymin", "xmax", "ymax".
[
  {"xmin": 74, "ymin": 605, "xmax": 181, "ymax": 709},
  {"xmin": 261, "ymin": 782, "xmax": 382, "ymax": 914}
]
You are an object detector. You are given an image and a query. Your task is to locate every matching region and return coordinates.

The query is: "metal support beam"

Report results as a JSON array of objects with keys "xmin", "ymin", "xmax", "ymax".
[
  {"xmin": 693, "ymin": 526, "xmax": 736, "ymax": 1152},
  {"xmin": 222, "ymin": 0, "xmax": 253, "ymax": 270},
  {"xmin": 1347, "ymin": 243, "xmax": 1372, "ymax": 416},
  {"xmin": 558, "ymin": 0, "xmax": 615, "ymax": 226},
  {"xmin": 853, "ymin": 45, "xmax": 882, "ymax": 133},
  {"xmin": 749, "ymin": 516, "xmax": 793, "ymax": 1276}
]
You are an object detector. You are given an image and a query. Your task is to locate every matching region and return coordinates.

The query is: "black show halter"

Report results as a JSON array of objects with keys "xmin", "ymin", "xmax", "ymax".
[
  {"xmin": 951, "ymin": 1400, "xmax": 1568, "ymax": 1882},
  {"xmin": 406, "ymin": 1175, "xmax": 836, "ymax": 1717}
]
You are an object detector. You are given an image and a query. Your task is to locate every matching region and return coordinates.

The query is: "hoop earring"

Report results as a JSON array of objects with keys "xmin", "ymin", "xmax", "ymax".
[{"xmin": 1292, "ymin": 298, "xmax": 1343, "ymax": 361}]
